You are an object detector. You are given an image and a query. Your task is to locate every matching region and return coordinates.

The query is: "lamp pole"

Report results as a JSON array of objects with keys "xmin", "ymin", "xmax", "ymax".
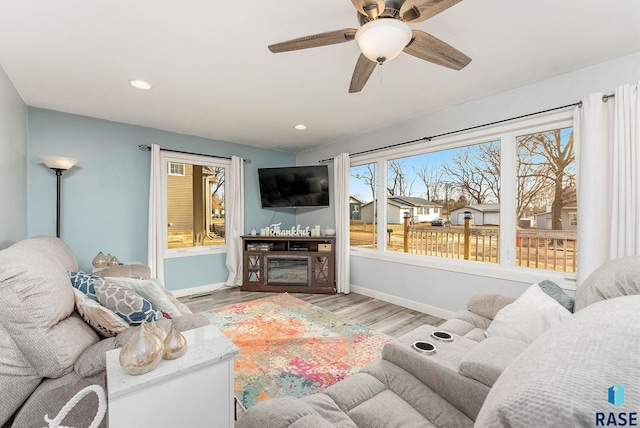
[
  {"xmin": 41, "ymin": 155, "xmax": 78, "ymax": 239},
  {"xmin": 53, "ymin": 168, "xmax": 64, "ymax": 238}
]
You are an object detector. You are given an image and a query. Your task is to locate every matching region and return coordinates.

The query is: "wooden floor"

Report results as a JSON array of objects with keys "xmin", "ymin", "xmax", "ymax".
[{"xmin": 179, "ymin": 287, "xmax": 444, "ymax": 338}]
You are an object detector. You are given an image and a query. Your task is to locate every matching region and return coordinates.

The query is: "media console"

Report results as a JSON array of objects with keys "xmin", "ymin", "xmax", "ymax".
[{"xmin": 241, "ymin": 235, "xmax": 336, "ymax": 294}]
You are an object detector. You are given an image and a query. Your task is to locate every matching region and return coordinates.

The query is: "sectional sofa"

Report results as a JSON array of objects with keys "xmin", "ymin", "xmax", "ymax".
[
  {"xmin": 236, "ymin": 256, "xmax": 640, "ymax": 427},
  {"xmin": 0, "ymin": 236, "xmax": 209, "ymax": 428}
]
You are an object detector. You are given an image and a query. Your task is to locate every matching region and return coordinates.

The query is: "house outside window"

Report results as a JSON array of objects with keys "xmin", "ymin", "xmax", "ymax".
[
  {"xmin": 163, "ymin": 153, "xmax": 227, "ymax": 252},
  {"xmin": 349, "ymin": 111, "xmax": 576, "ymax": 278}
]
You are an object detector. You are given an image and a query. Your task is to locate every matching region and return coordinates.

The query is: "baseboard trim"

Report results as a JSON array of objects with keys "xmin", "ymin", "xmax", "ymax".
[
  {"xmin": 350, "ymin": 285, "xmax": 455, "ymax": 320},
  {"xmin": 170, "ymin": 282, "xmax": 227, "ymax": 298}
]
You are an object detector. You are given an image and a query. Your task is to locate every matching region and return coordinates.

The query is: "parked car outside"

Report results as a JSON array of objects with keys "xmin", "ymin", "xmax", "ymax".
[{"xmin": 431, "ymin": 218, "xmax": 451, "ymax": 227}]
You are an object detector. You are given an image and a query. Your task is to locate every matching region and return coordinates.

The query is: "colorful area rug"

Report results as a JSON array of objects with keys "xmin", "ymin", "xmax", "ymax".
[{"xmin": 203, "ymin": 293, "xmax": 392, "ymax": 409}]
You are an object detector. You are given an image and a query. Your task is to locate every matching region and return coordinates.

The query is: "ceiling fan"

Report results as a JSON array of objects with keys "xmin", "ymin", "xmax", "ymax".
[{"xmin": 268, "ymin": 0, "xmax": 471, "ymax": 93}]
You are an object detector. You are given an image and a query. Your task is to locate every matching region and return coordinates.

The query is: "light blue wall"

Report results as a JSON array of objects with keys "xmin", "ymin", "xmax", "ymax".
[
  {"xmin": 0, "ymin": 65, "xmax": 28, "ymax": 249},
  {"xmin": 27, "ymin": 108, "xmax": 295, "ymax": 289},
  {"xmin": 297, "ymin": 51, "xmax": 640, "ymax": 313}
]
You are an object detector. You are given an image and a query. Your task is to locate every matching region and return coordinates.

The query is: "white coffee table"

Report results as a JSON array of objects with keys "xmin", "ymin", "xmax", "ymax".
[{"xmin": 106, "ymin": 324, "xmax": 239, "ymax": 428}]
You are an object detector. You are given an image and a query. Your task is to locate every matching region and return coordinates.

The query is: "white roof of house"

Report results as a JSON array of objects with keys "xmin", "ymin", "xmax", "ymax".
[
  {"xmin": 361, "ymin": 196, "xmax": 442, "ymax": 209},
  {"xmin": 452, "ymin": 204, "xmax": 500, "ymax": 213}
]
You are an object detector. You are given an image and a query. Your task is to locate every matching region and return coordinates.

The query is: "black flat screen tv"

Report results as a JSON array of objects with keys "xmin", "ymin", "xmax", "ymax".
[{"xmin": 258, "ymin": 165, "xmax": 330, "ymax": 208}]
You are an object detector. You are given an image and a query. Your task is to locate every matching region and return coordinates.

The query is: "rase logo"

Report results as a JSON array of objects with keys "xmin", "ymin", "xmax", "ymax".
[
  {"xmin": 610, "ymin": 384, "xmax": 626, "ymax": 407},
  {"xmin": 596, "ymin": 384, "xmax": 637, "ymax": 426}
]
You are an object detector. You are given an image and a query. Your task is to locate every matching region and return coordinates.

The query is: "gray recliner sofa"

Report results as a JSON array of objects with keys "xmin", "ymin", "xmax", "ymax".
[
  {"xmin": 0, "ymin": 236, "xmax": 209, "ymax": 428},
  {"xmin": 236, "ymin": 256, "xmax": 640, "ymax": 427}
]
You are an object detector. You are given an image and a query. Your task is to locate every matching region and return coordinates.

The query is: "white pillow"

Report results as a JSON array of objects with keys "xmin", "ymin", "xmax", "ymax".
[
  {"xmin": 485, "ymin": 283, "xmax": 571, "ymax": 343},
  {"xmin": 104, "ymin": 277, "xmax": 182, "ymax": 318}
]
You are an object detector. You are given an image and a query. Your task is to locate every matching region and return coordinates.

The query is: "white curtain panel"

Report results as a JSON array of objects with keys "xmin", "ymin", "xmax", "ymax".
[
  {"xmin": 334, "ymin": 153, "xmax": 351, "ymax": 294},
  {"xmin": 611, "ymin": 83, "xmax": 640, "ymax": 258},
  {"xmin": 147, "ymin": 144, "xmax": 165, "ymax": 284},
  {"xmin": 574, "ymin": 81, "xmax": 640, "ymax": 286},
  {"xmin": 225, "ymin": 155, "xmax": 245, "ymax": 286}
]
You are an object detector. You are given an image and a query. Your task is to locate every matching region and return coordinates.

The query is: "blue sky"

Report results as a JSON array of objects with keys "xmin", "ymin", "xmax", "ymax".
[
  {"xmin": 349, "ymin": 127, "xmax": 574, "ymax": 203},
  {"xmin": 349, "ymin": 145, "xmax": 477, "ymax": 203}
]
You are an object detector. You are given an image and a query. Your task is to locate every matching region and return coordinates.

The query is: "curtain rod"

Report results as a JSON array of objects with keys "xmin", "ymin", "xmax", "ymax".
[
  {"xmin": 319, "ymin": 93, "xmax": 615, "ymax": 163},
  {"xmin": 138, "ymin": 144, "xmax": 251, "ymax": 163}
]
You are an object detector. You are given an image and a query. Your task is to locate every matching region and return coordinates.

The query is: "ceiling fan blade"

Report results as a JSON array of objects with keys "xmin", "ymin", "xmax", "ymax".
[
  {"xmin": 349, "ymin": 54, "xmax": 377, "ymax": 93},
  {"xmin": 400, "ymin": 0, "xmax": 462, "ymax": 23},
  {"xmin": 268, "ymin": 29, "xmax": 357, "ymax": 53},
  {"xmin": 404, "ymin": 30, "xmax": 471, "ymax": 70},
  {"xmin": 351, "ymin": 0, "xmax": 386, "ymax": 19}
]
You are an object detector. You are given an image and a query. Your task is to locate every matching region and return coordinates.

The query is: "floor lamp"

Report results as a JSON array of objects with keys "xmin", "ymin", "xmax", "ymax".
[{"xmin": 41, "ymin": 155, "xmax": 78, "ymax": 238}]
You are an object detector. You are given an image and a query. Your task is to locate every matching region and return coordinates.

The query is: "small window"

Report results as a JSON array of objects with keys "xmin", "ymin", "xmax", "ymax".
[
  {"xmin": 165, "ymin": 158, "xmax": 227, "ymax": 249},
  {"xmin": 569, "ymin": 212, "xmax": 578, "ymax": 226},
  {"xmin": 168, "ymin": 162, "xmax": 185, "ymax": 176}
]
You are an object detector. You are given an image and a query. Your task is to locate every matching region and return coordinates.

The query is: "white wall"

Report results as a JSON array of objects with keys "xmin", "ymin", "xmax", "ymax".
[
  {"xmin": 297, "ymin": 51, "xmax": 640, "ymax": 314},
  {"xmin": 0, "ymin": 65, "xmax": 27, "ymax": 249}
]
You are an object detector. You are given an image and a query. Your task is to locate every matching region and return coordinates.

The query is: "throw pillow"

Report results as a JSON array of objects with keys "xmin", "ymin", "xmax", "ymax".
[
  {"xmin": 475, "ymin": 296, "xmax": 640, "ymax": 428},
  {"xmin": 485, "ymin": 282, "xmax": 571, "ymax": 343},
  {"xmin": 104, "ymin": 277, "xmax": 182, "ymax": 318},
  {"xmin": 94, "ymin": 281, "xmax": 161, "ymax": 325},
  {"xmin": 574, "ymin": 255, "xmax": 640, "ymax": 311},
  {"xmin": 69, "ymin": 271, "xmax": 104, "ymax": 301},
  {"xmin": 537, "ymin": 279, "xmax": 574, "ymax": 312},
  {"xmin": 72, "ymin": 288, "xmax": 129, "ymax": 337}
]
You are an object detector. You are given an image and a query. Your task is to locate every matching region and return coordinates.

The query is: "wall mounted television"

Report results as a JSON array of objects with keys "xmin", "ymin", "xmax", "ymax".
[{"xmin": 258, "ymin": 165, "xmax": 330, "ymax": 208}]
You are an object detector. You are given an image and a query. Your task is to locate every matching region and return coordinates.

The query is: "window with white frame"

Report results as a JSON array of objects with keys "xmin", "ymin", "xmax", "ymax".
[
  {"xmin": 167, "ymin": 162, "xmax": 185, "ymax": 176},
  {"xmin": 349, "ymin": 112, "xmax": 576, "ymax": 275},
  {"xmin": 164, "ymin": 153, "xmax": 228, "ymax": 251}
]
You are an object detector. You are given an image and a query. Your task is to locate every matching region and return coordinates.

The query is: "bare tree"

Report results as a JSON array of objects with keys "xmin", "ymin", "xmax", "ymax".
[
  {"xmin": 205, "ymin": 166, "xmax": 225, "ymax": 196},
  {"xmin": 518, "ymin": 129, "xmax": 574, "ymax": 229},
  {"xmin": 442, "ymin": 142, "xmax": 500, "ymax": 204},
  {"xmin": 387, "ymin": 159, "xmax": 415, "ymax": 196},
  {"xmin": 516, "ymin": 148, "xmax": 549, "ymax": 219},
  {"xmin": 351, "ymin": 164, "xmax": 377, "ymax": 202},
  {"xmin": 414, "ymin": 162, "xmax": 443, "ymax": 201},
  {"xmin": 475, "ymin": 141, "xmax": 501, "ymax": 202}
]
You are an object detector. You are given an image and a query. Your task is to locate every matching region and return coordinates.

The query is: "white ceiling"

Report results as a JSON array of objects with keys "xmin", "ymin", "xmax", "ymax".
[{"xmin": 1, "ymin": 0, "xmax": 639, "ymax": 153}]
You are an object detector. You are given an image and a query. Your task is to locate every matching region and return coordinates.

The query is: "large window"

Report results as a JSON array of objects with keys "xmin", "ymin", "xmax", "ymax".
[
  {"xmin": 164, "ymin": 153, "xmax": 227, "ymax": 251},
  {"xmin": 349, "ymin": 112, "xmax": 576, "ymax": 277}
]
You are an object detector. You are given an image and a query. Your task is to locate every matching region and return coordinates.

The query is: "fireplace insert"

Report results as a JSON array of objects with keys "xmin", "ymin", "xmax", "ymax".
[{"xmin": 265, "ymin": 255, "xmax": 311, "ymax": 286}]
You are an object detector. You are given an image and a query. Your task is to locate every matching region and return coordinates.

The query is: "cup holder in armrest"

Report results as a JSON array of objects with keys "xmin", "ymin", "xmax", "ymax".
[
  {"xmin": 431, "ymin": 331, "xmax": 453, "ymax": 342},
  {"xmin": 412, "ymin": 341, "xmax": 437, "ymax": 355}
]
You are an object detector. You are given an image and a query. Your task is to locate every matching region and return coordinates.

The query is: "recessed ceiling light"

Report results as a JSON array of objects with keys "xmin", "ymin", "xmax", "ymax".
[
  {"xmin": 294, "ymin": 124, "xmax": 307, "ymax": 130},
  {"xmin": 129, "ymin": 79, "xmax": 152, "ymax": 90}
]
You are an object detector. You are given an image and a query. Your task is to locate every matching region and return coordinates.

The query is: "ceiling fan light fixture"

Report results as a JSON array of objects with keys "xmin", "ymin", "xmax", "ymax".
[{"xmin": 355, "ymin": 19, "xmax": 412, "ymax": 64}]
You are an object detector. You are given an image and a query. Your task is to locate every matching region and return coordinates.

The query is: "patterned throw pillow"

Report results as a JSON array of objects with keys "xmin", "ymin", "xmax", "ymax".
[
  {"xmin": 69, "ymin": 271, "xmax": 104, "ymax": 301},
  {"xmin": 72, "ymin": 288, "xmax": 129, "ymax": 337},
  {"xmin": 94, "ymin": 281, "xmax": 161, "ymax": 325},
  {"xmin": 103, "ymin": 277, "xmax": 182, "ymax": 318}
]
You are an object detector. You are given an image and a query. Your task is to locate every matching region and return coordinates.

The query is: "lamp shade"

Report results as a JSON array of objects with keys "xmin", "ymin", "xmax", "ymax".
[
  {"xmin": 355, "ymin": 19, "xmax": 412, "ymax": 64},
  {"xmin": 41, "ymin": 155, "xmax": 78, "ymax": 170}
]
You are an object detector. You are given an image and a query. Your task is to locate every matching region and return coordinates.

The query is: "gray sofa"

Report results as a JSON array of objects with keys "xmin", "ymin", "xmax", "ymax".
[
  {"xmin": 0, "ymin": 236, "xmax": 209, "ymax": 428},
  {"xmin": 236, "ymin": 256, "xmax": 640, "ymax": 427}
]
